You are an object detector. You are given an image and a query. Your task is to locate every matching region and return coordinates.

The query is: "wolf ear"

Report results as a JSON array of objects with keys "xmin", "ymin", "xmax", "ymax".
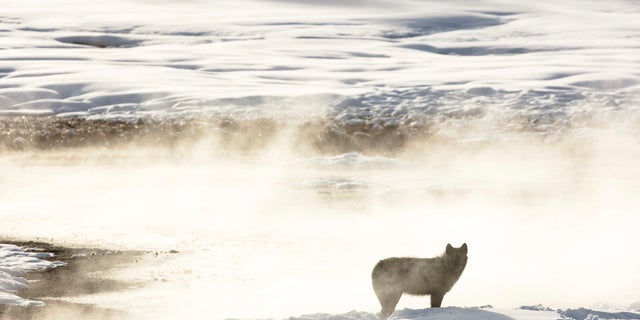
[
  {"xmin": 446, "ymin": 243, "xmax": 454, "ymax": 255},
  {"xmin": 461, "ymin": 243, "xmax": 468, "ymax": 254}
]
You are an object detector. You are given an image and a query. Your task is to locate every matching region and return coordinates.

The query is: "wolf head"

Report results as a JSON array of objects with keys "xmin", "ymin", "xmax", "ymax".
[{"xmin": 445, "ymin": 243, "xmax": 468, "ymax": 267}]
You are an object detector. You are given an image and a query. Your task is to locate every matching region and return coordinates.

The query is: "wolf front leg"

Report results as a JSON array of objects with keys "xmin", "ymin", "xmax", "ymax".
[{"xmin": 430, "ymin": 292, "xmax": 444, "ymax": 308}]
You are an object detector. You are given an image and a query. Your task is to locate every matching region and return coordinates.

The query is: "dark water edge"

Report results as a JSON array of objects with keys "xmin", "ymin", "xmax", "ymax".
[
  {"xmin": 0, "ymin": 240, "xmax": 147, "ymax": 320},
  {"xmin": 0, "ymin": 301, "xmax": 135, "ymax": 320}
]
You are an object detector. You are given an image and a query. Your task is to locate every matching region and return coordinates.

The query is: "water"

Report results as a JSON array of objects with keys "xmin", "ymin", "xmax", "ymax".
[
  {"xmin": 1, "ymin": 0, "xmax": 640, "ymax": 319},
  {"xmin": 2, "ymin": 125, "xmax": 639, "ymax": 319}
]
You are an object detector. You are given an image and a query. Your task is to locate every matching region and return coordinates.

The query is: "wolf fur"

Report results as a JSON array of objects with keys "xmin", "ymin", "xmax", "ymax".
[{"xmin": 371, "ymin": 243, "xmax": 468, "ymax": 318}]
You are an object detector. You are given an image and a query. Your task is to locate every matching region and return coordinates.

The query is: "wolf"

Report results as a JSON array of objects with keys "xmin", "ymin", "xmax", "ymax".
[{"xmin": 371, "ymin": 243, "xmax": 468, "ymax": 318}]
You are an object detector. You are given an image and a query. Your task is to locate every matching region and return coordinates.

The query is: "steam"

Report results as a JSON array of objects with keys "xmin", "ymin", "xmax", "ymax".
[
  {"xmin": 2, "ymin": 0, "xmax": 640, "ymax": 318},
  {"xmin": 1, "ymin": 115, "xmax": 640, "ymax": 319}
]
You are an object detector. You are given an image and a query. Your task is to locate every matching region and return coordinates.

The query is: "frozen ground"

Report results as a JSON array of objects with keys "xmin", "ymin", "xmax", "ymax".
[{"xmin": 1, "ymin": 0, "xmax": 640, "ymax": 319}]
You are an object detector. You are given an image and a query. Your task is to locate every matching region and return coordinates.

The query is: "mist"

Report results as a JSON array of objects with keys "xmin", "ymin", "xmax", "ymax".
[
  {"xmin": 1, "ymin": 121, "xmax": 639, "ymax": 319},
  {"xmin": 2, "ymin": 0, "xmax": 640, "ymax": 318}
]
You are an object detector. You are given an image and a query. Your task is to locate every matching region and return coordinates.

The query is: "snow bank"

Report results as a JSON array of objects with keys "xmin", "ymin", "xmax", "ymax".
[
  {"xmin": 287, "ymin": 307, "xmax": 640, "ymax": 320},
  {"xmin": 0, "ymin": 244, "xmax": 66, "ymax": 306}
]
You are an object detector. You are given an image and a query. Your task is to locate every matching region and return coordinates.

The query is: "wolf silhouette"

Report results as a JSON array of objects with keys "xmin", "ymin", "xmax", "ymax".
[{"xmin": 371, "ymin": 243, "xmax": 468, "ymax": 318}]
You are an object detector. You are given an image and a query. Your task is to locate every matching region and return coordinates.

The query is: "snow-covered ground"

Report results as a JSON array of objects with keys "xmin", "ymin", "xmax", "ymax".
[
  {"xmin": 289, "ymin": 307, "xmax": 640, "ymax": 320},
  {"xmin": 1, "ymin": 0, "xmax": 639, "ymax": 125},
  {"xmin": 1, "ymin": 0, "xmax": 640, "ymax": 319}
]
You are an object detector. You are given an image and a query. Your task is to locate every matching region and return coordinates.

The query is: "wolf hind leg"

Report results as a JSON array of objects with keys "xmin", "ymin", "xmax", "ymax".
[
  {"xmin": 430, "ymin": 292, "xmax": 444, "ymax": 308},
  {"xmin": 377, "ymin": 291, "xmax": 402, "ymax": 319}
]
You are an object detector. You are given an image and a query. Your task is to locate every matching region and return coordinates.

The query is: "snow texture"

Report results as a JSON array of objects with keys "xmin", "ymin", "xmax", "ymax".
[
  {"xmin": 0, "ymin": 0, "xmax": 639, "ymax": 128},
  {"xmin": 0, "ymin": 244, "xmax": 66, "ymax": 307},
  {"xmin": 284, "ymin": 307, "xmax": 640, "ymax": 320}
]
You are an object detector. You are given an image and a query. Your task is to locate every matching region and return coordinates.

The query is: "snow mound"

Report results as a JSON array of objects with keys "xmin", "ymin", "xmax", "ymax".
[
  {"xmin": 518, "ymin": 304, "xmax": 553, "ymax": 311},
  {"xmin": 285, "ymin": 307, "xmax": 640, "ymax": 320},
  {"xmin": 559, "ymin": 308, "xmax": 640, "ymax": 320},
  {"xmin": 0, "ymin": 244, "xmax": 66, "ymax": 306},
  {"xmin": 390, "ymin": 307, "xmax": 513, "ymax": 320},
  {"xmin": 285, "ymin": 308, "xmax": 533, "ymax": 320},
  {"xmin": 289, "ymin": 310, "xmax": 378, "ymax": 320}
]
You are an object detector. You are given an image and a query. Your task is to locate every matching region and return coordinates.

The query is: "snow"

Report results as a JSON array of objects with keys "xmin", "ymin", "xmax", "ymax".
[
  {"xmin": 0, "ymin": 0, "xmax": 638, "ymax": 124},
  {"xmin": 1, "ymin": 0, "xmax": 640, "ymax": 319},
  {"xmin": 285, "ymin": 307, "xmax": 640, "ymax": 320},
  {"xmin": 0, "ymin": 244, "xmax": 66, "ymax": 307}
]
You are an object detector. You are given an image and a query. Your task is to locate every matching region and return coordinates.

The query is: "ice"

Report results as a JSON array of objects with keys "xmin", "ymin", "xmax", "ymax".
[
  {"xmin": 0, "ymin": 292, "xmax": 45, "ymax": 307},
  {"xmin": 0, "ymin": 244, "xmax": 66, "ymax": 306}
]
